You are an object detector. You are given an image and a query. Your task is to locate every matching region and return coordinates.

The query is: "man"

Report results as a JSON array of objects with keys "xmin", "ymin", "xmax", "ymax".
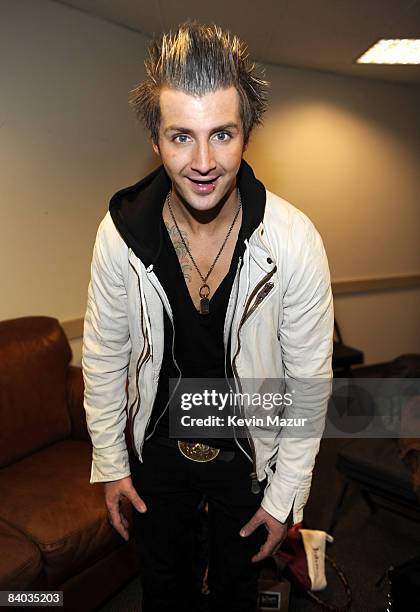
[{"xmin": 82, "ymin": 22, "xmax": 333, "ymax": 612}]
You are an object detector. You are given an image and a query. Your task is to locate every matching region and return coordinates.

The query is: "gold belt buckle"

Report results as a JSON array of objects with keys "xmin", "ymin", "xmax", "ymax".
[{"xmin": 178, "ymin": 441, "xmax": 220, "ymax": 462}]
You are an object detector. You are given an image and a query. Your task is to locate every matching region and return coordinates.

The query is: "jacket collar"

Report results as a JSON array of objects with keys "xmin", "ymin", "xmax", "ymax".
[{"xmin": 109, "ymin": 158, "xmax": 266, "ymax": 267}]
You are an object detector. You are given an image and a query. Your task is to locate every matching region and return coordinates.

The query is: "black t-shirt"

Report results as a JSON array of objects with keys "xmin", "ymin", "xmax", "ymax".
[{"xmin": 144, "ymin": 191, "xmax": 264, "ymax": 449}]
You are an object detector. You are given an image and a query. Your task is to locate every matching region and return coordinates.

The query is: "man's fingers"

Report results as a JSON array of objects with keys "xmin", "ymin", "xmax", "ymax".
[
  {"xmin": 240, "ymin": 516, "xmax": 261, "ymax": 538},
  {"xmin": 251, "ymin": 532, "xmax": 285, "ymax": 563},
  {"xmin": 251, "ymin": 539, "xmax": 273, "ymax": 563},
  {"xmin": 126, "ymin": 487, "xmax": 147, "ymax": 514},
  {"xmin": 103, "ymin": 478, "xmax": 146, "ymax": 541},
  {"xmin": 107, "ymin": 505, "xmax": 129, "ymax": 541},
  {"xmin": 121, "ymin": 514, "xmax": 129, "ymax": 529}
]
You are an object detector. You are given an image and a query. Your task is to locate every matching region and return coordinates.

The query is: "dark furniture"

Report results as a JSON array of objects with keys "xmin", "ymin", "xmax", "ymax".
[
  {"xmin": 329, "ymin": 438, "xmax": 420, "ymax": 535},
  {"xmin": 329, "ymin": 355, "xmax": 420, "ymax": 535},
  {"xmin": 0, "ymin": 316, "xmax": 139, "ymax": 611}
]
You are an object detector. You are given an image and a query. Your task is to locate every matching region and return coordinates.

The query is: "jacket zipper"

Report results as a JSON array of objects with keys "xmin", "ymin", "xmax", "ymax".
[
  {"xmin": 224, "ymin": 256, "xmax": 252, "ymax": 462},
  {"xmin": 142, "ymin": 312, "xmax": 182, "ymax": 444},
  {"xmin": 242, "ymin": 281, "xmax": 274, "ymax": 324},
  {"xmin": 127, "ymin": 336, "xmax": 150, "ymax": 458},
  {"xmin": 140, "ymin": 270, "xmax": 182, "ymax": 450},
  {"xmin": 128, "ymin": 261, "xmax": 183, "ymax": 457},
  {"xmin": 127, "ymin": 261, "xmax": 152, "ymax": 457},
  {"xmin": 231, "ymin": 264, "xmax": 278, "ymax": 493}
]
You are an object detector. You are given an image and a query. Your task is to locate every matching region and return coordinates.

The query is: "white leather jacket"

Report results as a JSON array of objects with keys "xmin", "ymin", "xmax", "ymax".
[{"xmin": 82, "ymin": 170, "xmax": 334, "ymax": 525}]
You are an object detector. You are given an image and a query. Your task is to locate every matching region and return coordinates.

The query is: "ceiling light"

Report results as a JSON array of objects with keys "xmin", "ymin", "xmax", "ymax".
[{"xmin": 356, "ymin": 39, "xmax": 420, "ymax": 64}]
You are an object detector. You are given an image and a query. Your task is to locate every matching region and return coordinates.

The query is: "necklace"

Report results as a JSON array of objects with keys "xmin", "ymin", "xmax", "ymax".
[{"xmin": 166, "ymin": 189, "xmax": 242, "ymax": 315}]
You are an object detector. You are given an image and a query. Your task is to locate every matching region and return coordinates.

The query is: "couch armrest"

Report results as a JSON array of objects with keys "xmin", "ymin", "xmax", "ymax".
[{"xmin": 67, "ymin": 366, "xmax": 90, "ymax": 442}]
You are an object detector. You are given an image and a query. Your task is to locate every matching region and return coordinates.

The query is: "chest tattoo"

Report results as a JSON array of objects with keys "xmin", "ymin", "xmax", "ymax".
[{"xmin": 164, "ymin": 221, "xmax": 193, "ymax": 283}]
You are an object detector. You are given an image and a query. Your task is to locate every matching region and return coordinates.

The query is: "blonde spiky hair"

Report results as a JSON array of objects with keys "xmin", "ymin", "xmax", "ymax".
[{"xmin": 129, "ymin": 21, "xmax": 269, "ymax": 145}]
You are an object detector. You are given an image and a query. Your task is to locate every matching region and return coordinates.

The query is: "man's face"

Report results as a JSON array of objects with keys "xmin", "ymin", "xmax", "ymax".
[{"xmin": 153, "ymin": 86, "xmax": 245, "ymax": 212}]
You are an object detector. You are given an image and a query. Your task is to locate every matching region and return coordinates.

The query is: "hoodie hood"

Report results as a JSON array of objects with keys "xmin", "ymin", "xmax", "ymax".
[{"xmin": 109, "ymin": 158, "xmax": 266, "ymax": 268}]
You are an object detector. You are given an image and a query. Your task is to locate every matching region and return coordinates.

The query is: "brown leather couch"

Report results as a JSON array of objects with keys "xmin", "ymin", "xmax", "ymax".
[{"xmin": 0, "ymin": 316, "xmax": 139, "ymax": 611}]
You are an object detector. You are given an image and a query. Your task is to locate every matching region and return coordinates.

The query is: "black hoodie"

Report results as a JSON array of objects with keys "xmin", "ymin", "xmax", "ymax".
[{"xmin": 109, "ymin": 158, "xmax": 266, "ymax": 267}]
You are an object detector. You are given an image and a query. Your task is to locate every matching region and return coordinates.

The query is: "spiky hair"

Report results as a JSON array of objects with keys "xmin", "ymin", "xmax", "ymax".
[{"xmin": 129, "ymin": 21, "xmax": 269, "ymax": 145}]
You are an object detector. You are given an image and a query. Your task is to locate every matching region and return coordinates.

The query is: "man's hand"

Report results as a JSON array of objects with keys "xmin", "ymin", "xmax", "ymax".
[
  {"xmin": 104, "ymin": 476, "xmax": 147, "ymax": 541},
  {"xmin": 240, "ymin": 507, "xmax": 287, "ymax": 562}
]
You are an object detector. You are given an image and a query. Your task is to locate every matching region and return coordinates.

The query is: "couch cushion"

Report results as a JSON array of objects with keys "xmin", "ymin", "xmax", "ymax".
[
  {"xmin": 0, "ymin": 520, "xmax": 44, "ymax": 589},
  {"xmin": 0, "ymin": 317, "xmax": 72, "ymax": 467},
  {"xmin": 0, "ymin": 440, "xmax": 129, "ymax": 586}
]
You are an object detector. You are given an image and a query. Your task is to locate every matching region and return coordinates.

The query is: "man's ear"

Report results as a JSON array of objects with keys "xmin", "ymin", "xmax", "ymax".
[{"xmin": 152, "ymin": 141, "xmax": 160, "ymax": 156}]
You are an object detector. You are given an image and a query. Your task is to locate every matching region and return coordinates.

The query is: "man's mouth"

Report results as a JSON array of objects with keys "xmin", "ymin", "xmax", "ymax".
[
  {"xmin": 187, "ymin": 177, "xmax": 219, "ymax": 193},
  {"xmin": 188, "ymin": 177, "xmax": 219, "ymax": 184}
]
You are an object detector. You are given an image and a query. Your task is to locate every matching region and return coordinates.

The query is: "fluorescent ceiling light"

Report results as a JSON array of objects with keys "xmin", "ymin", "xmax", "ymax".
[{"xmin": 357, "ymin": 39, "xmax": 420, "ymax": 64}]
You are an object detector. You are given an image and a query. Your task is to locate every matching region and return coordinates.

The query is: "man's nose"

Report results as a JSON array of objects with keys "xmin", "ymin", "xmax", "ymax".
[{"xmin": 191, "ymin": 142, "xmax": 216, "ymax": 174}]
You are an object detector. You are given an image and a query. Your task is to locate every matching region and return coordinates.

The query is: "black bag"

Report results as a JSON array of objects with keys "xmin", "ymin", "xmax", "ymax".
[{"xmin": 379, "ymin": 555, "xmax": 420, "ymax": 611}]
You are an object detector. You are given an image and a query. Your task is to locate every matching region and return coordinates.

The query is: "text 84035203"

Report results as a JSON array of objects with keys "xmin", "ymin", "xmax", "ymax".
[{"xmin": 0, "ymin": 591, "xmax": 63, "ymax": 607}]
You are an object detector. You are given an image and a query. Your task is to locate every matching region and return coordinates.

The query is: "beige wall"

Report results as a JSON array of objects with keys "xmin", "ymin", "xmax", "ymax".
[
  {"xmin": 0, "ymin": 0, "xmax": 155, "ymax": 353},
  {"xmin": 2, "ymin": 0, "xmax": 419, "ymax": 366},
  {"xmin": 247, "ymin": 64, "xmax": 420, "ymax": 364}
]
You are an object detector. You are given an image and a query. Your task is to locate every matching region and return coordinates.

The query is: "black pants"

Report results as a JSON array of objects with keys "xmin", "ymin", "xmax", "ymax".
[{"xmin": 129, "ymin": 436, "xmax": 266, "ymax": 612}]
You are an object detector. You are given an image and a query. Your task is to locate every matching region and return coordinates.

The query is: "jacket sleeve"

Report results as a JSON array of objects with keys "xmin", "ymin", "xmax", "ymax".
[
  {"xmin": 82, "ymin": 212, "xmax": 132, "ymax": 484},
  {"xmin": 261, "ymin": 213, "xmax": 334, "ymax": 524}
]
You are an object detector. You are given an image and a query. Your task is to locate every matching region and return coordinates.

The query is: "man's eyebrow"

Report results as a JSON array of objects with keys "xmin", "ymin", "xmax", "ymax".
[
  {"xmin": 164, "ymin": 123, "xmax": 240, "ymax": 134},
  {"xmin": 164, "ymin": 126, "xmax": 193, "ymax": 134},
  {"xmin": 211, "ymin": 123, "xmax": 240, "ymax": 132}
]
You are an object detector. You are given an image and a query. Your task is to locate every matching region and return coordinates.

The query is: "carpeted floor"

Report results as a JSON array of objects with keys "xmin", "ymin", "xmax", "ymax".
[
  {"xmin": 98, "ymin": 365, "xmax": 420, "ymax": 612},
  {"xmin": 289, "ymin": 437, "xmax": 420, "ymax": 611},
  {"xmin": 97, "ymin": 435, "xmax": 420, "ymax": 612}
]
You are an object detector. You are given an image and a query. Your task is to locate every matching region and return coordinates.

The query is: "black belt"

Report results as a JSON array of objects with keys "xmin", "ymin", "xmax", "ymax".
[{"xmin": 150, "ymin": 435, "xmax": 236, "ymax": 463}]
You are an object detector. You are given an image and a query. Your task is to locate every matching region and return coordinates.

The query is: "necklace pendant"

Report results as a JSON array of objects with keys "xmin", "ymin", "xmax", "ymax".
[
  {"xmin": 200, "ymin": 297, "xmax": 210, "ymax": 315},
  {"xmin": 199, "ymin": 283, "xmax": 210, "ymax": 315}
]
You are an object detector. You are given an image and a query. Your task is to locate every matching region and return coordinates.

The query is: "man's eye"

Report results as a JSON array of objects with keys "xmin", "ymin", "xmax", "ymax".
[
  {"xmin": 214, "ymin": 132, "xmax": 231, "ymax": 141},
  {"xmin": 173, "ymin": 134, "xmax": 190, "ymax": 143}
]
